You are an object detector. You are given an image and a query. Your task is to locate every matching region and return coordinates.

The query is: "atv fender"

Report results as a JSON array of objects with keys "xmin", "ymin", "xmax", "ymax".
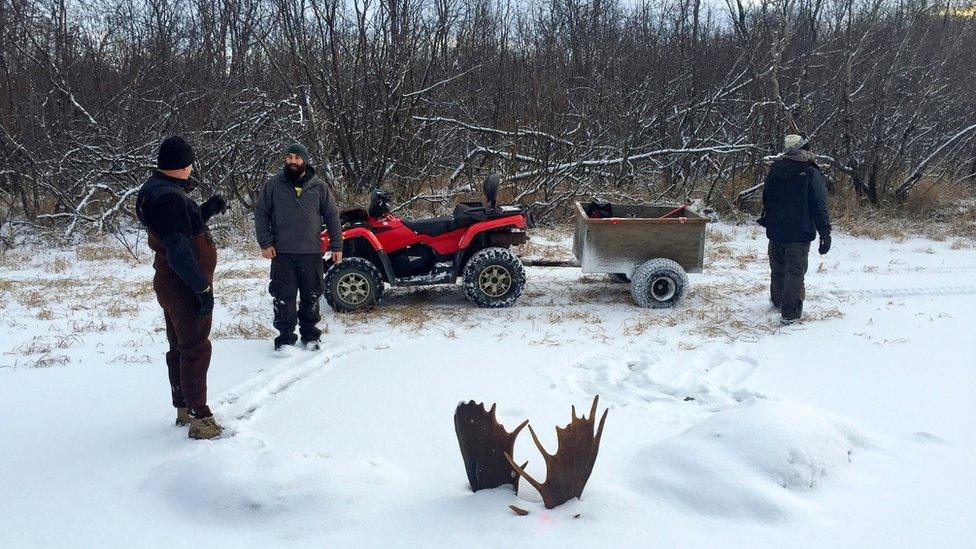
[
  {"xmin": 329, "ymin": 231, "xmax": 397, "ymax": 284},
  {"xmin": 458, "ymin": 216, "xmax": 528, "ymax": 248},
  {"xmin": 321, "ymin": 226, "xmax": 384, "ymax": 254},
  {"xmin": 452, "ymin": 217, "xmax": 529, "ymax": 279}
]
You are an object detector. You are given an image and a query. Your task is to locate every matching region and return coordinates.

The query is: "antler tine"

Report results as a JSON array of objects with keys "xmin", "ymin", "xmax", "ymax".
[
  {"xmin": 588, "ymin": 395, "xmax": 600, "ymax": 423},
  {"xmin": 514, "ymin": 460, "xmax": 529, "ymax": 492},
  {"xmin": 527, "ymin": 424, "xmax": 554, "ymax": 460},
  {"xmin": 511, "ymin": 419, "xmax": 529, "ymax": 437},
  {"xmin": 571, "ymin": 405, "xmax": 578, "ymax": 421},
  {"xmin": 504, "ymin": 452, "xmax": 547, "ymax": 498},
  {"xmin": 594, "ymin": 407, "xmax": 609, "ymax": 443}
]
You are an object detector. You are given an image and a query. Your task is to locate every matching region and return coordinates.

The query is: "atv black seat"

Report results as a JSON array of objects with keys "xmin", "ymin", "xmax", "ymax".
[
  {"xmin": 402, "ymin": 216, "xmax": 463, "ymax": 236},
  {"xmin": 453, "ymin": 203, "xmax": 488, "ymax": 223},
  {"xmin": 404, "ymin": 204, "xmax": 526, "ymax": 237},
  {"xmin": 340, "ymin": 208, "xmax": 369, "ymax": 227},
  {"xmin": 453, "ymin": 203, "xmax": 525, "ymax": 222}
]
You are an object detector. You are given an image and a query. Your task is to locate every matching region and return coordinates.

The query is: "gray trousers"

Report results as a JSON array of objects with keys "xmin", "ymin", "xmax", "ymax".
[{"xmin": 768, "ymin": 241, "xmax": 810, "ymax": 320}]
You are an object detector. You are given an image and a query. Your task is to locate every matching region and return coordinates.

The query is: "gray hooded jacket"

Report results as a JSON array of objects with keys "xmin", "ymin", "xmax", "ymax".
[{"xmin": 254, "ymin": 166, "xmax": 343, "ymax": 254}]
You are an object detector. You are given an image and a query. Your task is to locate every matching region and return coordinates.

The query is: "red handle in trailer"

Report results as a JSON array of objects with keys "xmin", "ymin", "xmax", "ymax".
[{"xmin": 660, "ymin": 205, "xmax": 689, "ymax": 219}]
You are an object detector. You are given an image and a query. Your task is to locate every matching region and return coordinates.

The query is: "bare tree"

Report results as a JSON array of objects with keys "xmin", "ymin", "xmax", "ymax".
[{"xmin": 0, "ymin": 0, "xmax": 974, "ymax": 235}]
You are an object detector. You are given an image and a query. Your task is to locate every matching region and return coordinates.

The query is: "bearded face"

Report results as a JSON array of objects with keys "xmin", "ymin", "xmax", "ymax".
[{"xmin": 284, "ymin": 153, "xmax": 305, "ymax": 177}]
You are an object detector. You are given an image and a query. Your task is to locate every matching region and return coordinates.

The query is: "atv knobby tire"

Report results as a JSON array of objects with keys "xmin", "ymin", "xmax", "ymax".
[
  {"xmin": 630, "ymin": 258, "xmax": 688, "ymax": 308},
  {"xmin": 462, "ymin": 247, "xmax": 526, "ymax": 308},
  {"xmin": 325, "ymin": 257, "xmax": 384, "ymax": 312}
]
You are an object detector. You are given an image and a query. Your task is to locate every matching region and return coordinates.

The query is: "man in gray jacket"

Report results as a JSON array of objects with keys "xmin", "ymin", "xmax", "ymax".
[{"xmin": 254, "ymin": 142, "xmax": 343, "ymax": 350}]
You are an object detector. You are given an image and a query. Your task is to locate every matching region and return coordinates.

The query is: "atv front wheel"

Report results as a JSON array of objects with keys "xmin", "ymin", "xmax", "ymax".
[
  {"xmin": 462, "ymin": 247, "xmax": 526, "ymax": 308},
  {"xmin": 325, "ymin": 258, "xmax": 384, "ymax": 312}
]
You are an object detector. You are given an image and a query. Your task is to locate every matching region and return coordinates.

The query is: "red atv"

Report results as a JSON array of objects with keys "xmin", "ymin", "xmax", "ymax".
[{"xmin": 320, "ymin": 175, "xmax": 532, "ymax": 312}]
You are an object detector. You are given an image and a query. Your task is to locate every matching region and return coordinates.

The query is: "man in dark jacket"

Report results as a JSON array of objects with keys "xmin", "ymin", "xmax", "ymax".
[
  {"xmin": 254, "ymin": 142, "xmax": 343, "ymax": 351},
  {"xmin": 761, "ymin": 134, "xmax": 832, "ymax": 325},
  {"xmin": 136, "ymin": 136, "xmax": 228, "ymax": 439}
]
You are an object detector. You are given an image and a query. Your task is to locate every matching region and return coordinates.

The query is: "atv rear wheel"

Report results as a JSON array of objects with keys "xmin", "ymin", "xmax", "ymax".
[
  {"xmin": 325, "ymin": 257, "xmax": 384, "ymax": 312},
  {"xmin": 462, "ymin": 247, "xmax": 526, "ymax": 308}
]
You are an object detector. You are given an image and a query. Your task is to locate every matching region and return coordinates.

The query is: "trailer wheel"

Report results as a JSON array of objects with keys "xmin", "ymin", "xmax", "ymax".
[
  {"xmin": 325, "ymin": 257, "xmax": 384, "ymax": 312},
  {"xmin": 462, "ymin": 247, "xmax": 526, "ymax": 308},
  {"xmin": 630, "ymin": 258, "xmax": 688, "ymax": 308}
]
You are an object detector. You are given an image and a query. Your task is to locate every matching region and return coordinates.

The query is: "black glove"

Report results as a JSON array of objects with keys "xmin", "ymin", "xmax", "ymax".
[
  {"xmin": 196, "ymin": 286, "xmax": 214, "ymax": 319},
  {"xmin": 201, "ymin": 194, "xmax": 228, "ymax": 222},
  {"xmin": 818, "ymin": 235, "xmax": 831, "ymax": 255}
]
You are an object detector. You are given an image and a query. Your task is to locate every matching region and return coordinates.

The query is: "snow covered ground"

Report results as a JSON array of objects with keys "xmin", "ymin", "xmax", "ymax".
[{"xmin": 1, "ymin": 224, "xmax": 974, "ymax": 548}]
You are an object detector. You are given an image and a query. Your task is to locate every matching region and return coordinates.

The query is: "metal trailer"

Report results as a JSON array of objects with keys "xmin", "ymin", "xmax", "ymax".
[{"xmin": 526, "ymin": 202, "xmax": 707, "ymax": 308}]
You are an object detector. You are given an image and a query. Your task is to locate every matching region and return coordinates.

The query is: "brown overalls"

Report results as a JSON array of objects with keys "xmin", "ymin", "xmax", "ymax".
[{"xmin": 148, "ymin": 231, "xmax": 218, "ymax": 417}]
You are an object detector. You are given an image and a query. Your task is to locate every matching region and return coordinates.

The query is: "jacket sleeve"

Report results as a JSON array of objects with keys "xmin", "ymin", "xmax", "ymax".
[
  {"xmin": 808, "ymin": 167, "xmax": 831, "ymax": 238},
  {"xmin": 319, "ymin": 184, "xmax": 343, "ymax": 252},
  {"xmin": 254, "ymin": 180, "xmax": 275, "ymax": 249},
  {"xmin": 154, "ymin": 194, "xmax": 209, "ymax": 293},
  {"xmin": 761, "ymin": 171, "xmax": 772, "ymax": 211}
]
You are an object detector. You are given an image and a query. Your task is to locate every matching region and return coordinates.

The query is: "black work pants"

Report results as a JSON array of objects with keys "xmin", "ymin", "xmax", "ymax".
[
  {"xmin": 768, "ymin": 240, "xmax": 810, "ymax": 320},
  {"xmin": 270, "ymin": 253, "xmax": 324, "ymax": 344}
]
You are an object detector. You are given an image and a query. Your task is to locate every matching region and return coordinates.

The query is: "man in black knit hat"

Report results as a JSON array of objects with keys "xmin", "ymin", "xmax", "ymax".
[
  {"xmin": 136, "ymin": 136, "xmax": 228, "ymax": 439},
  {"xmin": 254, "ymin": 142, "xmax": 343, "ymax": 351}
]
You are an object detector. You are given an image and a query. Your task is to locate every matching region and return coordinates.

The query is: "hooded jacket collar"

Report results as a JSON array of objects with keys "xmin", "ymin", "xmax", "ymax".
[
  {"xmin": 783, "ymin": 149, "xmax": 815, "ymax": 163},
  {"xmin": 771, "ymin": 158, "xmax": 812, "ymax": 180},
  {"xmin": 282, "ymin": 165, "xmax": 317, "ymax": 188}
]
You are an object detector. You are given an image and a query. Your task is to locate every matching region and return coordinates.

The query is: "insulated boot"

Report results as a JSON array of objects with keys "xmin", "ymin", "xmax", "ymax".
[
  {"xmin": 781, "ymin": 301, "xmax": 802, "ymax": 325},
  {"xmin": 175, "ymin": 407, "xmax": 192, "ymax": 426},
  {"xmin": 303, "ymin": 339, "xmax": 321, "ymax": 351},
  {"xmin": 188, "ymin": 416, "xmax": 223, "ymax": 440},
  {"xmin": 274, "ymin": 333, "xmax": 297, "ymax": 351}
]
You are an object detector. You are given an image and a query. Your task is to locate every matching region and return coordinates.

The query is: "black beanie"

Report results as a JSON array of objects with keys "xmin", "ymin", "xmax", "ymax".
[
  {"xmin": 286, "ymin": 142, "xmax": 310, "ymax": 163},
  {"xmin": 157, "ymin": 136, "xmax": 195, "ymax": 170}
]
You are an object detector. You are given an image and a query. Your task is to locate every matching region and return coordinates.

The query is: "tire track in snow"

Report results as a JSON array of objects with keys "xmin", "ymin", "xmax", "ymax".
[
  {"xmin": 147, "ymin": 343, "xmax": 383, "ymax": 520},
  {"xmin": 827, "ymin": 265, "xmax": 976, "ymax": 276},
  {"xmin": 829, "ymin": 285, "xmax": 976, "ymax": 299},
  {"xmin": 216, "ymin": 341, "xmax": 373, "ymax": 424}
]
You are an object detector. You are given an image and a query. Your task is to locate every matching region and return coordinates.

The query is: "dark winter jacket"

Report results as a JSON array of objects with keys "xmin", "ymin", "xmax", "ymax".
[
  {"xmin": 136, "ymin": 171, "xmax": 212, "ymax": 292},
  {"xmin": 253, "ymin": 166, "xmax": 343, "ymax": 254},
  {"xmin": 761, "ymin": 157, "xmax": 831, "ymax": 243}
]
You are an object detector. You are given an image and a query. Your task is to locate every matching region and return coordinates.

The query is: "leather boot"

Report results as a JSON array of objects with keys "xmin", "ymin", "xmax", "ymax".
[
  {"xmin": 188, "ymin": 416, "xmax": 223, "ymax": 440},
  {"xmin": 175, "ymin": 407, "xmax": 192, "ymax": 426}
]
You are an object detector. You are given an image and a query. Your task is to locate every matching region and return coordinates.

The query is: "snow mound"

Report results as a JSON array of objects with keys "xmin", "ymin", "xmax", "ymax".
[
  {"xmin": 145, "ymin": 449, "xmax": 331, "ymax": 525},
  {"xmin": 634, "ymin": 400, "xmax": 870, "ymax": 522}
]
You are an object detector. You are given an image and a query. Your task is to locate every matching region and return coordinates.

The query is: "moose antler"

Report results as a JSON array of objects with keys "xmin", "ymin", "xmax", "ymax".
[
  {"xmin": 455, "ymin": 400, "xmax": 529, "ymax": 492},
  {"xmin": 504, "ymin": 395, "xmax": 608, "ymax": 509}
]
